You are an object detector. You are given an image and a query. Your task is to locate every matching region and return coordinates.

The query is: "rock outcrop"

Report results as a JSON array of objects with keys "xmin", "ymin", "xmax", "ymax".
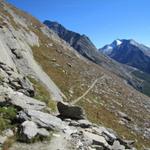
[{"xmin": 57, "ymin": 101, "xmax": 85, "ymax": 120}]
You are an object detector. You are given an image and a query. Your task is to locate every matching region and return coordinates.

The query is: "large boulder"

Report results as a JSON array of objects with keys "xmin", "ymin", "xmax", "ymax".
[
  {"xmin": 18, "ymin": 109, "xmax": 66, "ymax": 130},
  {"xmin": 20, "ymin": 121, "xmax": 50, "ymax": 142},
  {"xmin": 21, "ymin": 121, "xmax": 38, "ymax": 141},
  {"xmin": 7, "ymin": 92, "xmax": 46, "ymax": 110},
  {"xmin": 57, "ymin": 101, "xmax": 85, "ymax": 120}
]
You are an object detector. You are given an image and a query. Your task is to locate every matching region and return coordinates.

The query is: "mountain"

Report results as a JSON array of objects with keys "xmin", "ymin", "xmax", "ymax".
[
  {"xmin": 100, "ymin": 39, "xmax": 150, "ymax": 74},
  {"xmin": 43, "ymin": 20, "xmax": 99, "ymax": 62},
  {"xmin": 0, "ymin": 1, "xmax": 150, "ymax": 149}
]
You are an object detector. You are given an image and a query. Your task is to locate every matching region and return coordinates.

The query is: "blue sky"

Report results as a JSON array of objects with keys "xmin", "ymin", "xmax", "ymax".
[{"xmin": 7, "ymin": 0, "xmax": 150, "ymax": 48}]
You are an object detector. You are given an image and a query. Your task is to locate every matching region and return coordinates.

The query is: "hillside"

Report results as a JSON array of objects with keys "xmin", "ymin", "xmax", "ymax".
[{"xmin": 0, "ymin": 1, "xmax": 150, "ymax": 149}]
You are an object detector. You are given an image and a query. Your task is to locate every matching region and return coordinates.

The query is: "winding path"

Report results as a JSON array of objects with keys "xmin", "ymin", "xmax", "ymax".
[{"xmin": 71, "ymin": 75, "xmax": 104, "ymax": 105}]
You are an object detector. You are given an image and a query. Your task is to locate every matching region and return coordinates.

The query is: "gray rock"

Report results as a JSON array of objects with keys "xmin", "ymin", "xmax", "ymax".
[
  {"xmin": 57, "ymin": 101, "xmax": 85, "ymax": 120},
  {"xmin": 117, "ymin": 138, "xmax": 135, "ymax": 149},
  {"xmin": 19, "ymin": 77, "xmax": 35, "ymax": 97},
  {"xmin": 69, "ymin": 119, "xmax": 93, "ymax": 129},
  {"xmin": 21, "ymin": 121, "xmax": 39, "ymax": 141},
  {"xmin": 92, "ymin": 126, "xmax": 117, "ymax": 144},
  {"xmin": 10, "ymin": 48, "xmax": 23, "ymax": 59},
  {"xmin": 19, "ymin": 109, "xmax": 65, "ymax": 130},
  {"xmin": 37, "ymin": 128, "xmax": 50, "ymax": 137},
  {"xmin": 117, "ymin": 111, "xmax": 132, "ymax": 122},
  {"xmin": 77, "ymin": 119, "xmax": 92, "ymax": 128},
  {"xmin": 20, "ymin": 121, "xmax": 50, "ymax": 142},
  {"xmin": 102, "ymin": 129, "xmax": 117, "ymax": 145},
  {"xmin": 8, "ymin": 92, "xmax": 46, "ymax": 110},
  {"xmin": 83, "ymin": 131, "xmax": 110, "ymax": 149},
  {"xmin": 69, "ymin": 120, "xmax": 80, "ymax": 126},
  {"xmin": 111, "ymin": 140, "xmax": 125, "ymax": 150}
]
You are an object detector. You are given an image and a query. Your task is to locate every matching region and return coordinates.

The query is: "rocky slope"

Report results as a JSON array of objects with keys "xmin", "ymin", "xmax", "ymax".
[{"xmin": 0, "ymin": 1, "xmax": 150, "ymax": 150}]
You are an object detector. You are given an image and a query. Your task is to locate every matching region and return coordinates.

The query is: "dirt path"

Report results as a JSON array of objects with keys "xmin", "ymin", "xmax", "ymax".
[{"xmin": 71, "ymin": 75, "xmax": 104, "ymax": 105}]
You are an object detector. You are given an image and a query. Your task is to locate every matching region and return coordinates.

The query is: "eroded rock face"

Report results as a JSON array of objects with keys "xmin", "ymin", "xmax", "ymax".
[{"xmin": 57, "ymin": 101, "xmax": 85, "ymax": 120}]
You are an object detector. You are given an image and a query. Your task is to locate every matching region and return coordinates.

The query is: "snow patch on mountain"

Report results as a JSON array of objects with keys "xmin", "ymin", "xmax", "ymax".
[{"xmin": 116, "ymin": 39, "xmax": 122, "ymax": 46}]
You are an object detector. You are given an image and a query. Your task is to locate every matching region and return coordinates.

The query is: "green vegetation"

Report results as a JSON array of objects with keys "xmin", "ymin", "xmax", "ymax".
[
  {"xmin": 0, "ymin": 106, "xmax": 17, "ymax": 132},
  {"xmin": 27, "ymin": 76, "xmax": 57, "ymax": 112}
]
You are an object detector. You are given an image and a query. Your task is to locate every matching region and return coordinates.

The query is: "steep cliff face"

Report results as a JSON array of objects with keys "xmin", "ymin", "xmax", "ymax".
[{"xmin": 0, "ymin": 1, "xmax": 150, "ymax": 149}]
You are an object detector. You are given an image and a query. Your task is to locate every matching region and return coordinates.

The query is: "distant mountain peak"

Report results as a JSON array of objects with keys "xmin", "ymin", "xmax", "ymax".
[{"xmin": 99, "ymin": 39, "xmax": 150, "ymax": 73}]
